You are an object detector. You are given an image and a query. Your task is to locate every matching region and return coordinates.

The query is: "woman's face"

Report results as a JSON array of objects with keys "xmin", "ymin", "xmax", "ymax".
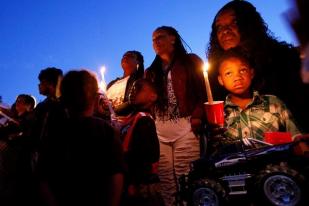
[
  {"xmin": 152, "ymin": 29, "xmax": 175, "ymax": 57},
  {"xmin": 121, "ymin": 52, "xmax": 139, "ymax": 75},
  {"xmin": 215, "ymin": 9, "xmax": 241, "ymax": 50}
]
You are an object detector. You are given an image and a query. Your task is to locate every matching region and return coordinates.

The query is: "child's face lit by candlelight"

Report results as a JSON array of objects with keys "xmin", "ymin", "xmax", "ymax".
[{"xmin": 218, "ymin": 57, "xmax": 254, "ymax": 96}]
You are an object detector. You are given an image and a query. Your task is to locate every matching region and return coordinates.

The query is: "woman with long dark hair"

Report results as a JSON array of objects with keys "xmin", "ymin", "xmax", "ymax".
[{"xmin": 146, "ymin": 26, "xmax": 206, "ymax": 206}]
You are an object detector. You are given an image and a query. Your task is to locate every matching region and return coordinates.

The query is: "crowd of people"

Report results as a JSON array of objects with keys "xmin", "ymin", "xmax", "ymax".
[{"xmin": 0, "ymin": 1, "xmax": 309, "ymax": 206}]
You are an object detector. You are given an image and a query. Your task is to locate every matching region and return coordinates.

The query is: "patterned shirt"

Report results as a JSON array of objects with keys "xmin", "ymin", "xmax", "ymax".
[
  {"xmin": 224, "ymin": 91, "xmax": 301, "ymax": 141},
  {"xmin": 155, "ymin": 71, "xmax": 191, "ymax": 142},
  {"xmin": 156, "ymin": 71, "xmax": 180, "ymax": 122}
]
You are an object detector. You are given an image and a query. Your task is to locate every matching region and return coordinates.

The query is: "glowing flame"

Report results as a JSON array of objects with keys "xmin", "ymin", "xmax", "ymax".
[
  {"xmin": 99, "ymin": 66, "xmax": 107, "ymax": 93},
  {"xmin": 202, "ymin": 61, "xmax": 213, "ymax": 104},
  {"xmin": 203, "ymin": 61, "xmax": 210, "ymax": 73}
]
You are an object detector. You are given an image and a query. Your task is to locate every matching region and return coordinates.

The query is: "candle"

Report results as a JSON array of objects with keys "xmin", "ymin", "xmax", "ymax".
[
  {"xmin": 98, "ymin": 65, "xmax": 115, "ymax": 116},
  {"xmin": 203, "ymin": 62, "xmax": 214, "ymax": 104},
  {"xmin": 99, "ymin": 66, "xmax": 107, "ymax": 93}
]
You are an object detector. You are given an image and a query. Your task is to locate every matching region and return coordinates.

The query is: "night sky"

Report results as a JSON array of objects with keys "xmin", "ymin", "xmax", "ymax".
[{"xmin": 0, "ymin": 0, "xmax": 298, "ymax": 105}]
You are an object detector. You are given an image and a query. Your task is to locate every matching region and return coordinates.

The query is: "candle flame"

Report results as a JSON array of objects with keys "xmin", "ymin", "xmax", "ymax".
[
  {"xmin": 99, "ymin": 66, "xmax": 107, "ymax": 93},
  {"xmin": 202, "ymin": 61, "xmax": 214, "ymax": 104},
  {"xmin": 203, "ymin": 62, "xmax": 210, "ymax": 73}
]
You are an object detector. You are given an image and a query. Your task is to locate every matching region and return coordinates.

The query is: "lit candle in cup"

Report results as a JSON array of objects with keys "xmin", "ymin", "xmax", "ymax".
[{"xmin": 203, "ymin": 62, "xmax": 214, "ymax": 104}]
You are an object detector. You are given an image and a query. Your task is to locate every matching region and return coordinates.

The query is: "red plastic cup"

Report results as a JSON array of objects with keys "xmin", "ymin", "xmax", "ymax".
[
  {"xmin": 204, "ymin": 101, "xmax": 225, "ymax": 127},
  {"xmin": 263, "ymin": 132, "xmax": 292, "ymax": 144}
]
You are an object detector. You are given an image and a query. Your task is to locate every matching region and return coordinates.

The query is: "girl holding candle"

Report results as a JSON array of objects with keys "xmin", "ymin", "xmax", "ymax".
[
  {"xmin": 98, "ymin": 51, "xmax": 144, "ymax": 119},
  {"xmin": 145, "ymin": 26, "xmax": 206, "ymax": 206}
]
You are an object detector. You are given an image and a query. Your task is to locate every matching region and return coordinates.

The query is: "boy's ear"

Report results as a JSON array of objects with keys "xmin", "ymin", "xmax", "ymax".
[{"xmin": 218, "ymin": 75, "xmax": 224, "ymax": 86}]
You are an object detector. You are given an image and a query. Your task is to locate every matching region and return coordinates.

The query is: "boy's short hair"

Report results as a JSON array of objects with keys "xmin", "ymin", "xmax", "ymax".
[
  {"xmin": 38, "ymin": 67, "xmax": 63, "ymax": 87},
  {"xmin": 216, "ymin": 47, "xmax": 254, "ymax": 75}
]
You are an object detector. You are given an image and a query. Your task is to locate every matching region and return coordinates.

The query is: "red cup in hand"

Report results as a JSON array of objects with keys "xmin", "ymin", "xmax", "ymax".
[{"xmin": 204, "ymin": 101, "xmax": 225, "ymax": 127}]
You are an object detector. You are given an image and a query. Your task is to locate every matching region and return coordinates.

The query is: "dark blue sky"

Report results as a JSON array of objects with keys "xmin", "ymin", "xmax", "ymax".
[{"xmin": 0, "ymin": 0, "xmax": 297, "ymax": 105}]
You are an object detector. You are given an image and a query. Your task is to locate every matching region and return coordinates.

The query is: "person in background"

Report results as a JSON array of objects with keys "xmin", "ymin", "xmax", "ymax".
[
  {"xmin": 0, "ymin": 94, "xmax": 35, "ymax": 129},
  {"xmin": 0, "ymin": 94, "xmax": 36, "ymax": 140},
  {"xmin": 216, "ymin": 47, "xmax": 301, "ymax": 142},
  {"xmin": 37, "ymin": 70, "xmax": 125, "ymax": 206},
  {"xmin": 31, "ymin": 67, "xmax": 63, "ymax": 180},
  {"xmin": 0, "ymin": 94, "xmax": 37, "ymax": 206},
  {"xmin": 118, "ymin": 78, "xmax": 163, "ymax": 206},
  {"xmin": 207, "ymin": 0, "xmax": 309, "ymax": 133},
  {"xmin": 13, "ymin": 94, "xmax": 36, "ymax": 117},
  {"xmin": 36, "ymin": 67, "xmax": 62, "ymax": 107},
  {"xmin": 32, "ymin": 67, "xmax": 63, "ymax": 140},
  {"xmin": 100, "ymin": 50, "xmax": 144, "ymax": 119},
  {"xmin": 145, "ymin": 25, "xmax": 206, "ymax": 206}
]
